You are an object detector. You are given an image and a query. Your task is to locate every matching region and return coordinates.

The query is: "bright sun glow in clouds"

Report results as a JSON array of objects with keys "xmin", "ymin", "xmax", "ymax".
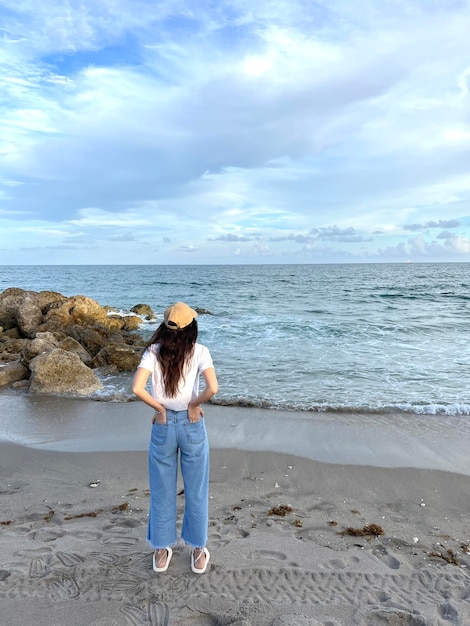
[{"xmin": 242, "ymin": 56, "xmax": 273, "ymax": 77}]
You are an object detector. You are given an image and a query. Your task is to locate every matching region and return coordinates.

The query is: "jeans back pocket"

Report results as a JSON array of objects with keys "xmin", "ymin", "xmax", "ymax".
[
  {"xmin": 151, "ymin": 422, "xmax": 168, "ymax": 446},
  {"xmin": 184, "ymin": 420, "xmax": 206, "ymax": 445}
]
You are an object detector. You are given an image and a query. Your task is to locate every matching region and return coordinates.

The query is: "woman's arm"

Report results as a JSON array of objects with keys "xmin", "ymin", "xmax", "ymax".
[
  {"xmin": 132, "ymin": 367, "xmax": 166, "ymax": 421},
  {"xmin": 188, "ymin": 367, "xmax": 218, "ymax": 421}
]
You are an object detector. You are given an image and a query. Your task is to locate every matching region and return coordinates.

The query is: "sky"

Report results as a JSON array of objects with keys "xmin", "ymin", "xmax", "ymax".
[{"xmin": 1, "ymin": 0, "xmax": 470, "ymax": 265}]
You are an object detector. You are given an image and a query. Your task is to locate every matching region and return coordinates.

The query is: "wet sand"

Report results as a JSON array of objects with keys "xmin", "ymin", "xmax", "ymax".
[{"xmin": 1, "ymin": 395, "xmax": 469, "ymax": 474}]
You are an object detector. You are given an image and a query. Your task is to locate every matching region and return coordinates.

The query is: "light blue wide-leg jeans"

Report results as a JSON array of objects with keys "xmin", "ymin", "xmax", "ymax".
[{"xmin": 147, "ymin": 409, "xmax": 209, "ymax": 549}]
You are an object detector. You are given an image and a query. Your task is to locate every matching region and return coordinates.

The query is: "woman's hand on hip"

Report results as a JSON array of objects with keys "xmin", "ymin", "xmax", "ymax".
[
  {"xmin": 188, "ymin": 404, "xmax": 203, "ymax": 423},
  {"xmin": 152, "ymin": 408, "xmax": 167, "ymax": 424}
]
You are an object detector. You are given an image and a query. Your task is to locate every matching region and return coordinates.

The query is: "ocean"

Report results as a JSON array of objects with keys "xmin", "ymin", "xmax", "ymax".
[{"xmin": 1, "ymin": 263, "xmax": 470, "ymax": 416}]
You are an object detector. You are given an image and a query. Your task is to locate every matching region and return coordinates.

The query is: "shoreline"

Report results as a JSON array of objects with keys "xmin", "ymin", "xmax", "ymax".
[{"xmin": 0, "ymin": 393, "xmax": 469, "ymax": 475}]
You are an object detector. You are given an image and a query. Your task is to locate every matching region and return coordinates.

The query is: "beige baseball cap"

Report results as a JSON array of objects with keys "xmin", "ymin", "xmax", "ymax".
[{"xmin": 164, "ymin": 302, "xmax": 198, "ymax": 329}]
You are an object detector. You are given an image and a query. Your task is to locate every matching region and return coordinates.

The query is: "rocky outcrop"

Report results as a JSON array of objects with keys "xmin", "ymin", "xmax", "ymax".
[
  {"xmin": 92, "ymin": 345, "xmax": 142, "ymax": 372},
  {"xmin": 20, "ymin": 332, "xmax": 60, "ymax": 365},
  {"xmin": 36, "ymin": 291, "xmax": 67, "ymax": 312},
  {"xmin": 131, "ymin": 304, "xmax": 155, "ymax": 319},
  {"xmin": 58, "ymin": 336, "xmax": 93, "ymax": 366},
  {"xmin": 104, "ymin": 315, "xmax": 125, "ymax": 331},
  {"xmin": 75, "ymin": 326, "xmax": 126, "ymax": 356},
  {"xmin": 0, "ymin": 287, "xmax": 150, "ymax": 397},
  {"xmin": 0, "ymin": 361, "xmax": 29, "ymax": 386},
  {"xmin": 120, "ymin": 315, "xmax": 142, "ymax": 332},
  {"xmin": 16, "ymin": 293, "xmax": 43, "ymax": 338},
  {"xmin": 75, "ymin": 327, "xmax": 113, "ymax": 356},
  {"xmin": 42, "ymin": 295, "xmax": 109, "ymax": 330},
  {"xmin": 0, "ymin": 288, "xmax": 28, "ymax": 330},
  {"xmin": 29, "ymin": 349, "xmax": 103, "ymax": 395},
  {"xmin": 0, "ymin": 336, "xmax": 30, "ymax": 361}
]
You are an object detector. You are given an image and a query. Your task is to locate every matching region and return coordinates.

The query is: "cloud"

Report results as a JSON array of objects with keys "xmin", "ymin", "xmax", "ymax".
[
  {"xmin": 1, "ymin": 1, "xmax": 470, "ymax": 263},
  {"xmin": 310, "ymin": 226, "xmax": 373, "ymax": 243},
  {"xmin": 109, "ymin": 233, "xmax": 137, "ymax": 242},
  {"xmin": 403, "ymin": 219, "xmax": 461, "ymax": 231},
  {"xmin": 209, "ymin": 233, "xmax": 253, "ymax": 242},
  {"xmin": 254, "ymin": 239, "xmax": 269, "ymax": 254},
  {"xmin": 377, "ymin": 233, "xmax": 470, "ymax": 261},
  {"xmin": 271, "ymin": 225, "xmax": 373, "ymax": 244}
]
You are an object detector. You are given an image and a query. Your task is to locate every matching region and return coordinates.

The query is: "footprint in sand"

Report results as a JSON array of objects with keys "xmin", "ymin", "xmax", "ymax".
[
  {"xmin": 70, "ymin": 530, "xmax": 103, "ymax": 541},
  {"xmin": 48, "ymin": 576, "xmax": 81, "ymax": 601},
  {"xmin": 55, "ymin": 551, "xmax": 84, "ymax": 567},
  {"xmin": 86, "ymin": 551, "xmax": 121, "ymax": 565},
  {"xmin": 29, "ymin": 554, "xmax": 52, "ymax": 578},
  {"xmin": 102, "ymin": 536, "xmax": 139, "ymax": 551},
  {"xmin": 371, "ymin": 547, "xmax": 401, "ymax": 570},
  {"xmin": 30, "ymin": 528, "xmax": 65, "ymax": 543},
  {"xmin": 121, "ymin": 601, "xmax": 170, "ymax": 625},
  {"xmin": 356, "ymin": 607, "xmax": 426, "ymax": 625},
  {"xmin": 321, "ymin": 556, "xmax": 360, "ymax": 570},
  {"xmin": 246, "ymin": 550, "xmax": 288, "ymax": 562},
  {"xmin": 207, "ymin": 534, "xmax": 230, "ymax": 549}
]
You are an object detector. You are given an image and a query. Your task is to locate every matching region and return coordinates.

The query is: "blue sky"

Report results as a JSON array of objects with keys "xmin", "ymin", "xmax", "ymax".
[{"xmin": 1, "ymin": 0, "xmax": 470, "ymax": 264}]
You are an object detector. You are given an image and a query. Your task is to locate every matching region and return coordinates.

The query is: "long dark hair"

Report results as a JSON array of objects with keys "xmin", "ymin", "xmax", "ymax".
[{"xmin": 146, "ymin": 319, "xmax": 198, "ymax": 397}]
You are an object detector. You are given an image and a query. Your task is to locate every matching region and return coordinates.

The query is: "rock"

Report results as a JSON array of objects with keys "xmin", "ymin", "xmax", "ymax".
[
  {"xmin": 0, "ymin": 352, "xmax": 24, "ymax": 363},
  {"xmin": 12, "ymin": 379, "xmax": 30, "ymax": 389},
  {"xmin": 29, "ymin": 349, "xmax": 103, "ymax": 395},
  {"xmin": 92, "ymin": 345, "xmax": 142, "ymax": 371},
  {"xmin": 58, "ymin": 336, "xmax": 93, "ymax": 366},
  {"xmin": 0, "ymin": 288, "xmax": 30, "ymax": 330},
  {"xmin": 124, "ymin": 333, "xmax": 146, "ymax": 349},
  {"xmin": 60, "ymin": 323, "xmax": 86, "ymax": 344},
  {"xmin": 0, "ymin": 287, "xmax": 148, "ymax": 398},
  {"xmin": 36, "ymin": 291, "xmax": 67, "ymax": 314},
  {"xmin": 0, "ymin": 289, "xmax": 68, "ymax": 338},
  {"xmin": 44, "ymin": 295, "xmax": 108, "ymax": 329},
  {"xmin": 16, "ymin": 293, "xmax": 43, "ymax": 338},
  {"xmin": 1, "ymin": 327, "xmax": 20, "ymax": 339},
  {"xmin": 0, "ymin": 336, "xmax": 30, "ymax": 358},
  {"xmin": 21, "ymin": 332, "xmax": 60, "ymax": 365},
  {"xmin": 195, "ymin": 307, "xmax": 213, "ymax": 315},
  {"xmin": 120, "ymin": 315, "xmax": 142, "ymax": 331},
  {"xmin": 103, "ymin": 314, "xmax": 142, "ymax": 331},
  {"xmin": 104, "ymin": 315, "xmax": 125, "ymax": 331},
  {"xmin": 78, "ymin": 327, "xmax": 124, "ymax": 356},
  {"xmin": 0, "ymin": 361, "xmax": 29, "ymax": 386},
  {"xmin": 131, "ymin": 304, "xmax": 155, "ymax": 318}
]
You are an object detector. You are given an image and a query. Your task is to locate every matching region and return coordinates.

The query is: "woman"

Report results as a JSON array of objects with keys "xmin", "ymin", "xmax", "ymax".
[{"xmin": 132, "ymin": 302, "xmax": 218, "ymax": 574}]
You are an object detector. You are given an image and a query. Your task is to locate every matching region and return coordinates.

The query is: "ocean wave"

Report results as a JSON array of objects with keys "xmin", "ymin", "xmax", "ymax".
[
  {"xmin": 91, "ymin": 370, "xmax": 470, "ymax": 416},
  {"xmin": 51, "ymin": 376, "xmax": 470, "ymax": 417},
  {"xmin": 211, "ymin": 397, "xmax": 470, "ymax": 416}
]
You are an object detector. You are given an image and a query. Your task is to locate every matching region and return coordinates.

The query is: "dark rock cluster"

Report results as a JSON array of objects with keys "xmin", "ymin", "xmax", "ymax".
[{"xmin": 0, "ymin": 288, "xmax": 154, "ymax": 396}]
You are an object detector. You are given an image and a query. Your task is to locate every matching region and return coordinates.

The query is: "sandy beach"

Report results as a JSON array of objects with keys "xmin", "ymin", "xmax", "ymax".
[{"xmin": 1, "ymin": 401, "xmax": 470, "ymax": 625}]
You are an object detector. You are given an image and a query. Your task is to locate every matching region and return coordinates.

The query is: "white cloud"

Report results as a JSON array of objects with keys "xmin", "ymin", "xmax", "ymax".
[
  {"xmin": 1, "ymin": 0, "xmax": 470, "ymax": 263},
  {"xmin": 447, "ymin": 235, "xmax": 470, "ymax": 254}
]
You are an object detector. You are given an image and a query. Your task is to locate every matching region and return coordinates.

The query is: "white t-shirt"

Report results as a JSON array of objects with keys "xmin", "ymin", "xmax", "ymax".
[{"xmin": 138, "ymin": 343, "xmax": 214, "ymax": 411}]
